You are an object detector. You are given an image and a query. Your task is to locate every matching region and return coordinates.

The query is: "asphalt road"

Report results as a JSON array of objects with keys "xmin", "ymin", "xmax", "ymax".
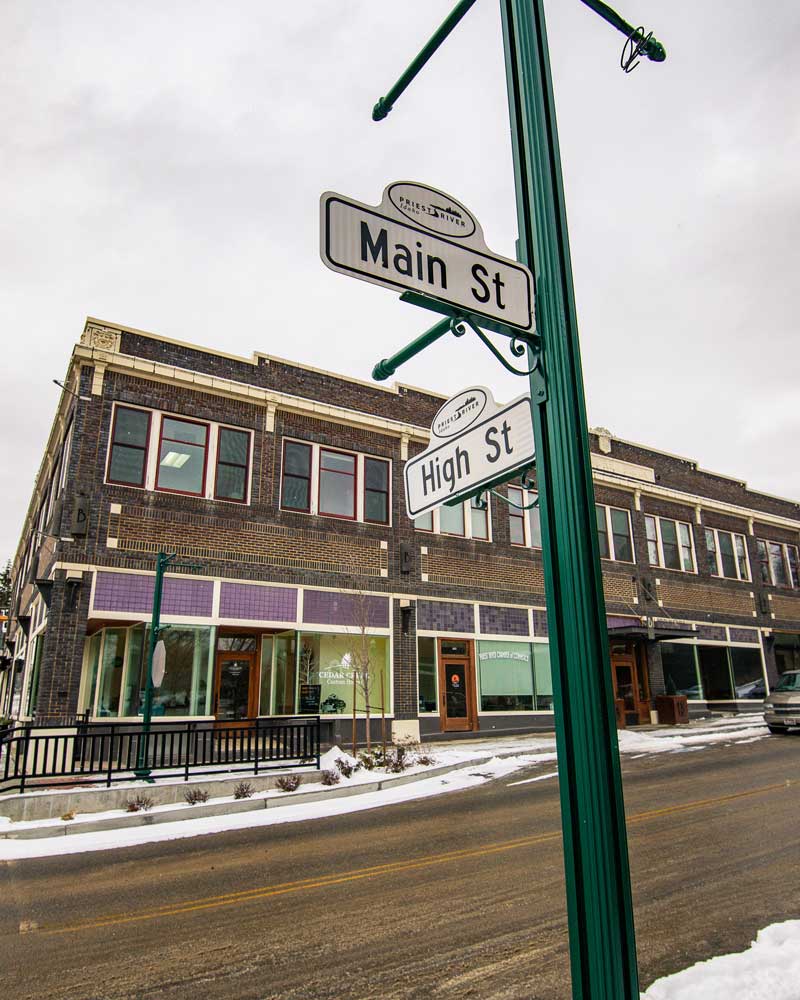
[{"xmin": 1, "ymin": 735, "xmax": 798, "ymax": 1000}]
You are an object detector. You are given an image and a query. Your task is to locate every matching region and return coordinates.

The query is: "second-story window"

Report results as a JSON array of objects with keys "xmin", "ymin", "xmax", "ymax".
[
  {"xmin": 156, "ymin": 417, "xmax": 208, "ymax": 496},
  {"xmin": 318, "ymin": 449, "xmax": 357, "ymax": 519},
  {"xmin": 470, "ymin": 496, "xmax": 489, "ymax": 540},
  {"xmin": 364, "ymin": 458, "xmax": 390, "ymax": 525},
  {"xmin": 280, "ymin": 439, "xmax": 391, "ymax": 526},
  {"xmin": 215, "ymin": 428, "xmax": 250, "ymax": 503},
  {"xmin": 508, "ymin": 486, "xmax": 541, "ymax": 549},
  {"xmin": 413, "ymin": 496, "xmax": 491, "ymax": 540},
  {"xmin": 107, "ymin": 406, "xmax": 151, "ymax": 487},
  {"xmin": 645, "ymin": 515, "xmax": 695, "ymax": 573},
  {"xmin": 595, "ymin": 504, "xmax": 634, "ymax": 563},
  {"xmin": 757, "ymin": 538, "xmax": 800, "ymax": 588},
  {"xmin": 705, "ymin": 528, "xmax": 750, "ymax": 581},
  {"xmin": 105, "ymin": 404, "xmax": 253, "ymax": 503}
]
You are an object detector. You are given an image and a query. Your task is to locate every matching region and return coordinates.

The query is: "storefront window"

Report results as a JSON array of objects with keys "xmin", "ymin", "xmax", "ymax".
[
  {"xmin": 89, "ymin": 625, "xmax": 213, "ymax": 718},
  {"xmin": 731, "ymin": 648, "xmax": 766, "ymax": 699},
  {"xmin": 697, "ymin": 645, "xmax": 733, "ymax": 700},
  {"xmin": 773, "ymin": 633, "xmax": 800, "ymax": 676},
  {"xmin": 259, "ymin": 636, "xmax": 274, "ymax": 714},
  {"xmin": 25, "ymin": 634, "xmax": 46, "ymax": 717},
  {"xmin": 661, "ymin": 642, "xmax": 700, "ymax": 698},
  {"xmin": 418, "ymin": 637, "xmax": 437, "ymax": 713},
  {"xmin": 477, "ymin": 641, "xmax": 534, "ymax": 712},
  {"xmin": 309, "ymin": 633, "xmax": 390, "ymax": 715},
  {"xmin": 272, "ymin": 633, "xmax": 297, "ymax": 714},
  {"xmin": 80, "ymin": 633, "xmax": 103, "ymax": 713},
  {"xmin": 532, "ymin": 643, "xmax": 553, "ymax": 709},
  {"xmin": 97, "ymin": 629, "xmax": 127, "ymax": 716}
]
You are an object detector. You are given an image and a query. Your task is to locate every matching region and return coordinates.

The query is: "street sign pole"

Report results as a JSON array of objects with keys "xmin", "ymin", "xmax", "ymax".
[
  {"xmin": 134, "ymin": 550, "xmax": 171, "ymax": 780},
  {"xmin": 499, "ymin": 2, "xmax": 639, "ymax": 996}
]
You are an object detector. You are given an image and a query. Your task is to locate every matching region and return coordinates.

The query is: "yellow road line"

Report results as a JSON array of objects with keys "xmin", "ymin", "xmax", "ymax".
[{"xmin": 40, "ymin": 778, "xmax": 794, "ymax": 936}]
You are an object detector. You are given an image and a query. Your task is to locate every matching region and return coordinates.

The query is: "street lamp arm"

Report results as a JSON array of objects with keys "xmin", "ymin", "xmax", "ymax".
[
  {"xmin": 578, "ymin": 0, "xmax": 666, "ymax": 63},
  {"xmin": 372, "ymin": 0, "xmax": 479, "ymax": 121}
]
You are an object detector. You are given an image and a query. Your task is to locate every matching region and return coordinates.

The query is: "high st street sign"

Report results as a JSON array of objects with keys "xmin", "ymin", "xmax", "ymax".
[
  {"xmin": 404, "ymin": 386, "xmax": 535, "ymax": 519},
  {"xmin": 320, "ymin": 181, "xmax": 534, "ymax": 333}
]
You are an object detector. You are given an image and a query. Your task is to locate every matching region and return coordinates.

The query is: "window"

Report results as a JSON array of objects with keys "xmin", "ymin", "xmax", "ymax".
[
  {"xmin": 364, "ymin": 458, "xmax": 390, "ymax": 524},
  {"xmin": 107, "ymin": 406, "xmax": 150, "ymax": 487},
  {"xmin": 595, "ymin": 505, "xmax": 634, "ymax": 563},
  {"xmin": 319, "ymin": 448, "xmax": 357, "ymax": 519},
  {"xmin": 156, "ymin": 417, "xmax": 208, "ymax": 496},
  {"xmin": 508, "ymin": 486, "xmax": 541, "ymax": 548},
  {"xmin": 215, "ymin": 428, "xmax": 250, "ymax": 502},
  {"xmin": 756, "ymin": 538, "xmax": 800, "ymax": 588},
  {"xmin": 412, "ymin": 496, "xmax": 491, "ymax": 540},
  {"xmin": 644, "ymin": 515, "xmax": 695, "ymax": 572},
  {"xmin": 282, "ymin": 441, "xmax": 312, "ymax": 512},
  {"xmin": 280, "ymin": 439, "xmax": 392, "ymax": 526},
  {"xmin": 705, "ymin": 528, "xmax": 750, "ymax": 581},
  {"xmin": 106, "ymin": 405, "xmax": 252, "ymax": 503},
  {"xmin": 417, "ymin": 637, "xmax": 438, "ymax": 712}
]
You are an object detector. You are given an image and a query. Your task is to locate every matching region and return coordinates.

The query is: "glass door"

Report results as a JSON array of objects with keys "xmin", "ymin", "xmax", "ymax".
[
  {"xmin": 438, "ymin": 639, "xmax": 477, "ymax": 732},
  {"xmin": 214, "ymin": 651, "xmax": 255, "ymax": 725}
]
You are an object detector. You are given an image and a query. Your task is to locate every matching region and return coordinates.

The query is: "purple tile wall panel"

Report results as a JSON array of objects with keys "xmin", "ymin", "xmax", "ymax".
[
  {"xmin": 479, "ymin": 605, "xmax": 529, "ymax": 636},
  {"xmin": 417, "ymin": 600, "xmax": 474, "ymax": 633},
  {"xmin": 302, "ymin": 590, "xmax": 389, "ymax": 628},
  {"xmin": 729, "ymin": 627, "xmax": 759, "ymax": 645},
  {"xmin": 93, "ymin": 571, "xmax": 213, "ymax": 617},
  {"xmin": 695, "ymin": 625, "xmax": 727, "ymax": 642},
  {"xmin": 607, "ymin": 615, "xmax": 639, "ymax": 630},
  {"xmin": 219, "ymin": 583, "xmax": 297, "ymax": 623},
  {"xmin": 532, "ymin": 609, "xmax": 549, "ymax": 637}
]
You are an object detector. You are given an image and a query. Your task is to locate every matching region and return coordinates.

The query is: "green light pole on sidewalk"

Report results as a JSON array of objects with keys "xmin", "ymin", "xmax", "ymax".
[{"xmin": 369, "ymin": 2, "xmax": 667, "ymax": 997}]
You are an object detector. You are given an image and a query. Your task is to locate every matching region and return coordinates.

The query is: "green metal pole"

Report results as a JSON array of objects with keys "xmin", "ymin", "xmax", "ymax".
[
  {"xmin": 134, "ymin": 551, "xmax": 169, "ymax": 779},
  {"xmin": 499, "ymin": 2, "xmax": 639, "ymax": 997},
  {"xmin": 372, "ymin": 315, "xmax": 453, "ymax": 381}
]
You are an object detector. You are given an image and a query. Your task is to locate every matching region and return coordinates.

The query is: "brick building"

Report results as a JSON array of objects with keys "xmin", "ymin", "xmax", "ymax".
[{"xmin": 3, "ymin": 318, "xmax": 800, "ymax": 741}]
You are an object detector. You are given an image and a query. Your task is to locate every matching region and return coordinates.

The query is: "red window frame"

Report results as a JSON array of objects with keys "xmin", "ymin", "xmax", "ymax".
[
  {"xmin": 106, "ymin": 405, "xmax": 151, "ymax": 488},
  {"xmin": 508, "ymin": 486, "xmax": 526, "ymax": 546},
  {"xmin": 213, "ymin": 426, "xmax": 251, "ymax": 504},
  {"xmin": 155, "ymin": 415, "xmax": 210, "ymax": 497},
  {"xmin": 363, "ymin": 457, "xmax": 390, "ymax": 525},
  {"xmin": 280, "ymin": 439, "xmax": 312, "ymax": 513},
  {"xmin": 318, "ymin": 447, "xmax": 357, "ymax": 520}
]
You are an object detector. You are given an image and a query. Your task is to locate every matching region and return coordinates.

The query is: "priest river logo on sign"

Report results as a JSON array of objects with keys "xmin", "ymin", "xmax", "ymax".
[{"xmin": 320, "ymin": 181, "xmax": 534, "ymax": 332}]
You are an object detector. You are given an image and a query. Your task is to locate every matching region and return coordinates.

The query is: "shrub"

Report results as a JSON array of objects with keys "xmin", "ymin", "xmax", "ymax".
[
  {"xmin": 384, "ymin": 747, "xmax": 409, "ymax": 774},
  {"xmin": 233, "ymin": 781, "xmax": 254, "ymax": 800},
  {"xmin": 184, "ymin": 788, "xmax": 210, "ymax": 806},
  {"xmin": 321, "ymin": 769, "xmax": 340, "ymax": 786},
  {"xmin": 60, "ymin": 811, "xmax": 75, "ymax": 822},
  {"xmin": 276, "ymin": 774, "xmax": 301, "ymax": 793},
  {"xmin": 415, "ymin": 753, "xmax": 437, "ymax": 767},
  {"xmin": 125, "ymin": 794, "xmax": 154, "ymax": 813},
  {"xmin": 358, "ymin": 748, "xmax": 385, "ymax": 771},
  {"xmin": 335, "ymin": 757, "xmax": 361, "ymax": 778}
]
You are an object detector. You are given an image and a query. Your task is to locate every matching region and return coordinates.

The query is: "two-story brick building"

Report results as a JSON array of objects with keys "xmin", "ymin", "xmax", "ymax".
[{"xmin": 3, "ymin": 318, "xmax": 800, "ymax": 742}]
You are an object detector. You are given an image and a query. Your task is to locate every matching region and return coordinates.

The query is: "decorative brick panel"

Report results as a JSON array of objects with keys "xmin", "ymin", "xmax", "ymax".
[
  {"xmin": 479, "ymin": 605, "xmax": 530, "ymax": 636},
  {"xmin": 657, "ymin": 579, "xmax": 755, "ymax": 617},
  {"xmin": 302, "ymin": 590, "xmax": 390, "ymax": 628},
  {"xmin": 771, "ymin": 595, "xmax": 800, "ymax": 621},
  {"xmin": 425, "ymin": 550, "xmax": 544, "ymax": 597},
  {"xmin": 112, "ymin": 506, "xmax": 383, "ymax": 578},
  {"xmin": 602, "ymin": 574, "xmax": 638, "ymax": 605},
  {"xmin": 93, "ymin": 571, "xmax": 214, "ymax": 617},
  {"xmin": 417, "ymin": 600, "xmax": 474, "ymax": 633},
  {"xmin": 219, "ymin": 583, "xmax": 296, "ymax": 622}
]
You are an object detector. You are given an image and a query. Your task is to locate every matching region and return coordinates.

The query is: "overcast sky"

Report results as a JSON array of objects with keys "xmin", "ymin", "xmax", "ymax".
[{"xmin": 2, "ymin": 1, "xmax": 799, "ymax": 560}]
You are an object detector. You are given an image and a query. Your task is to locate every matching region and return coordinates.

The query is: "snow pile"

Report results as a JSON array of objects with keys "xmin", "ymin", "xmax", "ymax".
[
  {"xmin": 618, "ymin": 717, "xmax": 767, "ymax": 756},
  {"xmin": 642, "ymin": 921, "xmax": 800, "ymax": 1000}
]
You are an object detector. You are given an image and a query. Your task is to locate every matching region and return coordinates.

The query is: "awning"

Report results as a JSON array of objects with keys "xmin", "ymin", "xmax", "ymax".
[{"xmin": 608, "ymin": 623, "xmax": 695, "ymax": 642}]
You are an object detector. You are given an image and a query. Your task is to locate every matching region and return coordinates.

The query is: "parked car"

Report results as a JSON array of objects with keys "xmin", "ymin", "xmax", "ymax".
[{"xmin": 763, "ymin": 670, "xmax": 800, "ymax": 734}]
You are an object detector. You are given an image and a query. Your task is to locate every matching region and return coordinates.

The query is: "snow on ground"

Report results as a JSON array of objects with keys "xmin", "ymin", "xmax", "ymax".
[
  {"xmin": 0, "ymin": 715, "xmax": 769, "ymax": 860},
  {"xmin": 641, "ymin": 921, "xmax": 800, "ymax": 1000}
]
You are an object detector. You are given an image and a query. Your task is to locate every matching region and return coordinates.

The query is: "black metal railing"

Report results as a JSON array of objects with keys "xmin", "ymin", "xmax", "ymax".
[{"xmin": 0, "ymin": 716, "xmax": 320, "ymax": 794}]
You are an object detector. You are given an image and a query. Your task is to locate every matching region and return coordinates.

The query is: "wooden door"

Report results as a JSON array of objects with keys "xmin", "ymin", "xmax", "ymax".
[
  {"xmin": 611, "ymin": 650, "xmax": 649, "ymax": 727},
  {"xmin": 438, "ymin": 639, "xmax": 478, "ymax": 732},
  {"xmin": 214, "ymin": 650, "xmax": 257, "ymax": 726}
]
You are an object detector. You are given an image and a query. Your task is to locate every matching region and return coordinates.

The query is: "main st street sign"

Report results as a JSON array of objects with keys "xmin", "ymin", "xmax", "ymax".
[
  {"xmin": 405, "ymin": 385, "xmax": 535, "ymax": 519},
  {"xmin": 320, "ymin": 181, "xmax": 534, "ymax": 333}
]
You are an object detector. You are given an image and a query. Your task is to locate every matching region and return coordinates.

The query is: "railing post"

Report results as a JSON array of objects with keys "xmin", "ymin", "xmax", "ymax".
[
  {"xmin": 107, "ymin": 724, "xmax": 115, "ymax": 787},
  {"xmin": 20, "ymin": 724, "xmax": 32, "ymax": 794},
  {"xmin": 254, "ymin": 717, "xmax": 260, "ymax": 776},
  {"xmin": 185, "ymin": 721, "xmax": 192, "ymax": 782}
]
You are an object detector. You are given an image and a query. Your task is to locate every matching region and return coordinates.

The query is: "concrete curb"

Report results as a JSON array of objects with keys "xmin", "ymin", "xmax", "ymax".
[{"xmin": 0, "ymin": 753, "xmax": 519, "ymax": 842}]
